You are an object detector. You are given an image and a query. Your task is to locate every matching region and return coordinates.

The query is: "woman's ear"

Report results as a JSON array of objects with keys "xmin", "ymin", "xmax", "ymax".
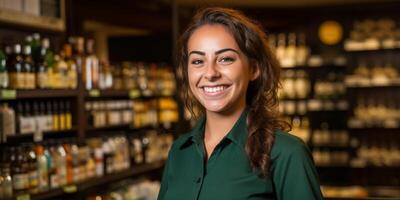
[{"xmin": 250, "ymin": 64, "xmax": 260, "ymax": 81}]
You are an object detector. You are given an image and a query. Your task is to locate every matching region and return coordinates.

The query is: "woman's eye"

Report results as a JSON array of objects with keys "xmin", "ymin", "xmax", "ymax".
[
  {"xmin": 219, "ymin": 57, "xmax": 235, "ymax": 64},
  {"xmin": 191, "ymin": 59, "xmax": 203, "ymax": 65}
]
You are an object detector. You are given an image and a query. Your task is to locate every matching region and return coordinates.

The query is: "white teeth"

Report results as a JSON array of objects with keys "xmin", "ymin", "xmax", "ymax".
[{"xmin": 203, "ymin": 86, "xmax": 226, "ymax": 93}]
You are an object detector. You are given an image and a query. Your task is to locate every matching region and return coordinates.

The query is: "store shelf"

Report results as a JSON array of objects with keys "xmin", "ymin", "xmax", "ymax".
[
  {"xmin": 348, "ymin": 127, "xmax": 400, "ymax": 133},
  {"xmin": 7, "ymin": 161, "xmax": 165, "ymax": 200},
  {"xmin": 85, "ymin": 125, "xmax": 161, "ymax": 135},
  {"xmin": 0, "ymin": 89, "xmax": 79, "ymax": 100},
  {"xmin": 0, "ymin": 7, "xmax": 65, "ymax": 32},
  {"xmin": 346, "ymin": 84, "xmax": 400, "ymax": 89},
  {"xmin": 3, "ymin": 128, "xmax": 78, "ymax": 144},
  {"xmin": 86, "ymin": 124, "xmax": 132, "ymax": 132},
  {"xmin": 345, "ymin": 47, "xmax": 400, "ymax": 53},
  {"xmin": 311, "ymin": 144, "xmax": 349, "ymax": 149},
  {"xmin": 281, "ymin": 64, "xmax": 347, "ymax": 70},
  {"xmin": 84, "ymin": 89, "xmax": 174, "ymax": 99}
]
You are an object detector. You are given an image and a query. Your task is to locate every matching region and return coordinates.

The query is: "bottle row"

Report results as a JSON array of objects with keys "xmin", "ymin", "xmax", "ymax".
[
  {"xmin": 351, "ymin": 139, "xmax": 400, "ymax": 167},
  {"xmin": 280, "ymin": 99, "xmax": 348, "ymax": 115},
  {"xmin": 268, "ymin": 32, "xmax": 310, "ymax": 68},
  {"xmin": 313, "ymin": 150, "xmax": 349, "ymax": 167},
  {"xmin": 0, "ymin": 34, "xmax": 78, "ymax": 89},
  {"xmin": 312, "ymin": 128, "xmax": 349, "ymax": 147},
  {"xmin": 86, "ymin": 179, "xmax": 160, "ymax": 200},
  {"xmin": 112, "ymin": 62, "xmax": 176, "ymax": 96},
  {"xmin": 0, "ymin": 33, "xmax": 177, "ymax": 94},
  {"xmin": 0, "ymin": 131, "xmax": 173, "ymax": 198},
  {"xmin": 346, "ymin": 58, "xmax": 400, "ymax": 87},
  {"xmin": 0, "ymin": 0, "xmax": 59, "ymax": 18},
  {"xmin": 85, "ymin": 98, "xmax": 179, "ymax": 129},
  {"xmin": 280, "ymin": 70, "xmax": 346, "ymax": 100},
  {"xmin": 349, "ymin": 94, "xmax": 400, "ymax": 128},
  {"xmin": 344, "ymin": 18, "xmax": 400, "ymax": 51},
  {"xmin": 0, "ymin": 101, "xmax": 73, "ymax": 142}
]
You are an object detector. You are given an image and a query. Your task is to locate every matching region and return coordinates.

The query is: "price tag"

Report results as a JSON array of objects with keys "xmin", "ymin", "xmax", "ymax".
[
  {"xmin": 0, "ymin": 89, "xmax": 16, "ymax": 99},
  {"xmin": 89, "ymin": 89, "xmax": 100, "ymax": 97},
  {"xmin": 129, "ymin": 89, "xmax": 141, "ymax": 99},
  {"xmin": 63, "ymin": 185, "xmax": 77, "ymax": 193},
  {"xmin": 16, "ymin": 194, "xmax": 30, "ymax": 200}
]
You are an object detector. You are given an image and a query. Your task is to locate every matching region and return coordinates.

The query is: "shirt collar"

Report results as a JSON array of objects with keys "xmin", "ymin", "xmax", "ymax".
[{"xmin": 180, "ymin": 107, "xmax": 249, "ymax": 149}]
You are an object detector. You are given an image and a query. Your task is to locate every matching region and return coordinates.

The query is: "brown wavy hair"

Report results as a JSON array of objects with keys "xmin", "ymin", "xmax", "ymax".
[{"xmin": 177, "ymin": 7, "xmax": 290, "ymax": 177}]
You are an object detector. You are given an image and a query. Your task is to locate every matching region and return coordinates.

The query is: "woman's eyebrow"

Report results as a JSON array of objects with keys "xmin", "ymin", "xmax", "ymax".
[
  {"xmin": 215, "ymin": 48, "xmax": 239, "ymax": 55},
  {"xmin": 188, "ymin": 48, "xmax": 239, "ymax": 57},
  {"xmin": 189, "ymin": 50, "xmax": 205, "ymax": 56}
]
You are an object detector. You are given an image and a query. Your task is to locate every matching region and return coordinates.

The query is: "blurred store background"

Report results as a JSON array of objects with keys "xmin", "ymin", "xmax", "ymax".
[{"xmin": 0, "ymin": 0, "xmax": 399, "ymax": 199}]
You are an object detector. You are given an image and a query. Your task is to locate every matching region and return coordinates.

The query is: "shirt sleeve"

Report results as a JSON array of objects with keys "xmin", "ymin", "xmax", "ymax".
[
  {"xmin": 157, "ymin": 142, "xmax": 176, "ymax": 200},
  {"xmin": 271, "ymin": 142, "xmax": 324, "ymax": 200}
]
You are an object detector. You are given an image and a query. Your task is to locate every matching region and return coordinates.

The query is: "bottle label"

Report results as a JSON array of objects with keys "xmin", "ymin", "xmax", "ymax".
[
  {"xmin": 18, "ymin": 72, "xmax": 27, "ymax": 89},
  {"xmin": 59, "ymin": 114, "xmax": 66, "ymax": 130},
  {"xmin": 29, "ymin": 170, "xmax": 39, "ymax": 188},
  {"xmin": 0, "ymin": 72, "xmax": 8, "ymax": 88},
  {"xmin": 26, "ymin": 73, "xmax": 36, "ymax": 89},
  {"xmin": 50, "ymin": 174, "xmax": 59, "ymax": 188},
  {"xmin": 53, "ymin": 115, "xmax": 59, "ymax": 130},
  {"xmin": 8, "ymin": 72, "xmax": 18, "ymax": 89},
  {"xmin": 73, "ymin": 167, "xmax": 80, "ymax": 182},
  {"xmin": 66, "ymin": 114, "xmax": 72, "ymax": 129},
  {"xmin": 38, "ymin": 164, "xmax": 49, "ymax": 191},
  {"xmin": 13, "ymin": 173, "xmax": 29, "ymax": 190},
  {"xmin": 45, "ymin": 115, "xmax": 53, "ymax": 131},
  {"xmin": 3, "ymin": 177, "xmax": 13, "ymax": 198},
  {"xmin": 95, "ymin": 162, "xmax": 104, "ymax": 177},
  {"xmin": 37, "ymin": 72, "xmax": 48, "ymax": 88}
]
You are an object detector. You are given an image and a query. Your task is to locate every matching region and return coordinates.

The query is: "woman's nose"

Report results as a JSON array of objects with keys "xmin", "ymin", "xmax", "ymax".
[{"xmin": 204, "ymin": 63, "xmax": 221, "ymax": 80}]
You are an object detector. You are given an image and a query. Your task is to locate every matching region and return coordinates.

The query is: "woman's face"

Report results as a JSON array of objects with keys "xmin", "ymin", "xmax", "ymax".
[{"xmin": 187, "ymin": 24, "xmax": 258, "ymax": 115}]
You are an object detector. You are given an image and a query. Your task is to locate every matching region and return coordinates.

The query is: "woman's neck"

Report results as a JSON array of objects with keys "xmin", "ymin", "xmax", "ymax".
[{"xmin": 204, "ymin": 106, "xmax": 246, "ymax": 142}]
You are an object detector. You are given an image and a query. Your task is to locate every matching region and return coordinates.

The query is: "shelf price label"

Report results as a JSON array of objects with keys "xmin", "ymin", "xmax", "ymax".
[
  {"xmin": 129, "ymin": 89, "xmax": 141, "ymax": 99},
  {"xmin": 0, "ymin": 89, "xmax": 16, "ymax": 100},
  {"xmin": 16, "ymin": 194, "xmax": 30, "ymax": 200},
  {"xmin": 89, "ymin": 89, "xmax": 100, "ymax": 97},
  {"xmin": 63, "ymin": 185, "xmax": 77, "ymax": 193}
]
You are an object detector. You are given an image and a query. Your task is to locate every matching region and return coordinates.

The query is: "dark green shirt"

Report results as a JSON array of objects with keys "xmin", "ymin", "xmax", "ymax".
[{"xmin": 158, "ymin": 109, "xmax": 324, "ymax": 200}]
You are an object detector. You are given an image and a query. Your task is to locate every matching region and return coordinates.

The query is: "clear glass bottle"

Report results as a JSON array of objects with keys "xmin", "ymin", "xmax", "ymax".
[{"xmin": 35, "ymin": 144, "xmax": 48, "ymax": 192}]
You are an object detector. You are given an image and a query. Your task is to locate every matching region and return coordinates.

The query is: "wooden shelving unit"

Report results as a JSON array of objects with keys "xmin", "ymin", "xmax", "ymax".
[
  {"xmin": 6, "ymin": 161, "xmax": 165, "ymax": 200},
  {"xmin": 0, "ymin": 0, "xmax": 65, "ymax": 32}
]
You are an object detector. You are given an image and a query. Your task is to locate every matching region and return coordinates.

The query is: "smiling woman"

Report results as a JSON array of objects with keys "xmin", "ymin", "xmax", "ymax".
[{"xmin": 158, "ymin": 7, "xmax": 324, "ymax": 200}]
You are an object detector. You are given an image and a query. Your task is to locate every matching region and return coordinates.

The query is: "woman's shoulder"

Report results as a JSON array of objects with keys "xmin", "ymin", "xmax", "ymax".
[{"xmin": 271, "ymin": 130, "xmax": 311, "ymax": 160}]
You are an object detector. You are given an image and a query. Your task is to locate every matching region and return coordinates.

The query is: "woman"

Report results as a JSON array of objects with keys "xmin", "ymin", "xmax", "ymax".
[{"xmin": 158, "ymin": 7, "xmax": 323, "ymax": 200}]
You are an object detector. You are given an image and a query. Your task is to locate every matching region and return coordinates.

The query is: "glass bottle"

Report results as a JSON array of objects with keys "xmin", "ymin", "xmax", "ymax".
[
  {"xmin": 30, "ymin": 33, "xmax": 41, "ymax": 63},
  {"xmin": 65, "ymin": 101, "xmax": 72, "ymax": 129},
  {"xmin": 59, "ymin": 102, "xmax": 66, "ymax": 130},
  {"xmin": 86, "ymin": 39, "xmax": 99, "ymax": 89},
  {"xmin": 64, "ymin": 44, "xmax": 78, "ymax": 89},
  {"xmin": 35, "ymin": 144, "xmax": 48, "ymax": 192},
  {"xmin": 7, "ymin": 44, "xmax": 24, "ymax": 89},
  {"xmin": 27, "ymin": 144, "xmax": 38, "ymax": 193},
  {"xmin": 52, "ymin": 101, "xmax": 59, "ymax": 131},
  {"xmin": 36, "ymin": 38, "xmax": 50, "ymax": 89},
  {"xmin": 0, "ymin": 48, "xmax": 8, "ymax": 89},
  {"xmin": 62, "ymin": 141, "xmax": 73, "ymax": 185},
  {"xmin": 12, "ymin": 146, "xmax": 29, "ymax": 195},
  {"xmin": 71, "ymin": 141, "xmax": 80, "ymax": 183},
  {"xmin": 48, "ymin": 143, "xmax": 59, "ymax": 189},
  {"xmin": 56, "ymin": 141, "xmax": 67, "ymax": 186},
  {"xmin": 22, "ymin": 44, "xmax": 35, "ymax": 89}
]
